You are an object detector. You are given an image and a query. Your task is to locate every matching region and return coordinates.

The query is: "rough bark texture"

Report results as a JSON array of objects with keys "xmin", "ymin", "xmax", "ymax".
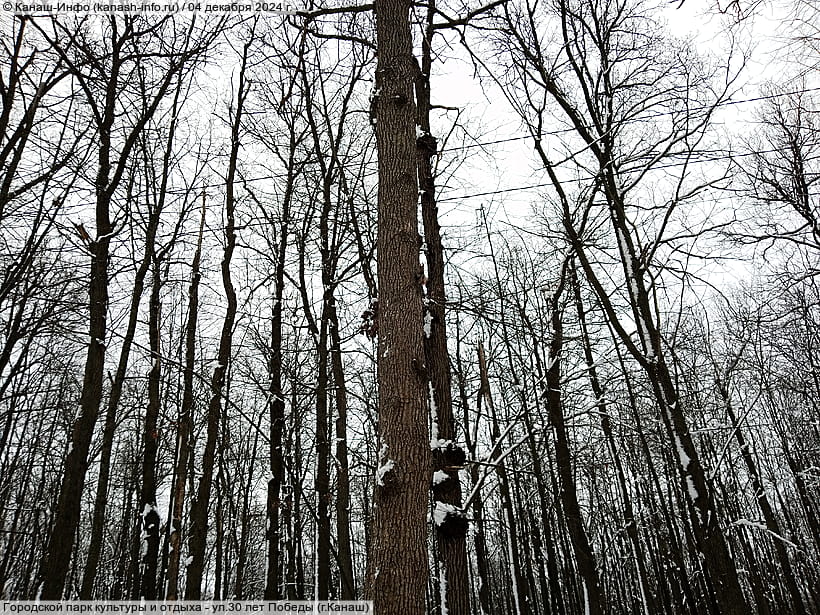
[
  {"xmin": 416, "ymin": 4, "xmax": 470, "ymax": 613},
  {"xmin": 365, "ymin": 0, "xmax": 431, "ymax": 611}
]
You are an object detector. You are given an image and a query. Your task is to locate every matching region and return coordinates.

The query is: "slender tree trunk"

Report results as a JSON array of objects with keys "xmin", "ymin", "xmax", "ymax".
[
  {"xmin": 476, "ymin": 343, "xmax": 531, "ymax": 615},
  {"xmin": 165, "ymin": 195, "xmax": 205, "ymax": 600},
  {"xmin": 715, "ymin": 373, "xmax": 803, "ymax": 612},
  {"xmin": 138, "ymin": 261, "xmax": 163, "ymax": 599},
  {"xmin": 214, "ymin": 485, "xmax": 224, "ymax": 600},
  {"xmin": 37, "ymin": 43, "xmax": 119, "ymax": 598},
  {"xmin": 530, "ymin": 287, "xmax": 604, "ymax": 615},
  {"xmin": 184, "ymin": 38, "xmax": 248, "ymax": 599},
  {"xmin": 314, "ymin": 318, "xmax": 331, "ymax": 600},
  {"xmin": 233, "ymin": 427, "xmax": 258, "ymax": 600},
  {"xmin": 454, "ymin": 336, "xmax": 492, "ymax": 615},
  {"xmin": 80, "ymin": 197, "xmax": 158, "ymax": 599},
  {"xmin": 526, "ymin": 371, "xmax": 567, "ymax": 615},
  {"xmin": 611, "ymin": 338, "xmax": 700, "ymax": 615},
  {"xmin": 570, "ymin": 265, "xmax": 654, "ymax": 614},
  {"xmin": 329, "ymin": 305, "xmax": 355, "ymax": 599},
  {"xmin": 264, "ymin": 161, "xmax": 292, "ymax": 601}
]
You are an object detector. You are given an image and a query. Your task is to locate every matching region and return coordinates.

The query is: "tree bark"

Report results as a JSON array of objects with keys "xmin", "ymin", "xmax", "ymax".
[
  {"xmin": 138, "ymin": 261, "xmax": 163, "ymax": 599},
  {"xmin": 416, "ymin": 3, "xmax": 470, "ymax": 614},
  {"xmin": 36, "ymin": 26, "xmax": 119, "ymax": 596},
  {"xmin": 365, "ymin": 0, "xmax": 431, "ymax": 611}
]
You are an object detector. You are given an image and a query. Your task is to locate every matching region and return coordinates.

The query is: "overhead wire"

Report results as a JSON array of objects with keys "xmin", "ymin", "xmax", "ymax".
[{"xmin": 158, "ymin": 83, "xmax": 820, "ymax": 196}]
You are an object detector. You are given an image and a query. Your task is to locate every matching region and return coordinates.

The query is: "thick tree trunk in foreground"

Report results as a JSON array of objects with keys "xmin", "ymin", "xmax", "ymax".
[{"xmin": 365, "ymin": 0, "xmax": 430, "ymax": 612}]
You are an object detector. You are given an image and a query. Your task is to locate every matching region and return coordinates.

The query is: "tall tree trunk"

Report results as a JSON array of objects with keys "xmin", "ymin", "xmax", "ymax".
[
  {"xmin": 165, "ymin": 195, "xmax": 205, "ymax": 600},
  {"xmin": 365, "ymin": 0, "xmax": 431, "ymax": 611},
  {"xmin": 715, "ymin": 369, "xmax": 803, "ymax": 613},
  {"xmin": 184, "ymin": 37, "xmax": 248, "ymax": 599},
  {"xmin": 36, "ymin": 37, "xmax": 119, "ymax": 598},
  {"xmin": 329, "ymin": 305, "xmax": 355, "ymax": 599},
  {"xmin": 80, "ymin": 192, "xmax": 158, "ymax": 599},
  {"xmin": 264, "ymin": 157, "xmax": 293, "ymax": 601},
  {"xmin": 415, "ymin": 4, "xmax": 470, "ymax": 614},
  {"xmin": 233, "ymin": 426, "xmax": 258, "ymax": 600},
  {"xmin": 611, "ymin": 338, "xmax": 699, "ymax": 615},
  {"xmin": 138, "ymin": 261, "xmax": 163, "ymax": 599},
  {"xmin": 526, "ymin": 371, "xmax": 566, "ymax": 615},
  {"xmin": 453, "ymin": 333, "xmax": 492, "ymax": 615},
  {"xmin": 531, "ymin": 274, "xmax": 604, "ymax": 615},
  {"xmin": 477, "ymin": 343, "xmax": 531, "ymax": 615},
  {"xmin": 570, "ymin": 265, "xmax": 654, "ymax": 614},
  {"xmin": 557, "ymin": 153, "xmax": 748, "ymax": 613},
  {"xmin": 314, "ymin": 318, "xmax": 331, "ymax": 600},
  {"xmin": 36, "ymin": 19, "xmax": 201, "ymax": 597},
  {"xmin": 81, "ymin": 70, "xmax": 185, "ymax": 598}
]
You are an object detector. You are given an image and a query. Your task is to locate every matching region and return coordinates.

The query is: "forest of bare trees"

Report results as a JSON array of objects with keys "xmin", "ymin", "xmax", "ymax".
[{"xmin": 0, "ymin": 0, "xmax": 819, "ymax": 613}]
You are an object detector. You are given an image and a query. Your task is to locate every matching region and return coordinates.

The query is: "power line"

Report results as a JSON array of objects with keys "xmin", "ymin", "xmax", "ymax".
[
  {"xmin": 437, "ymin": 84, "xmax": 820, "ymax": 153},
  {"xmin": 437, "ymin": 147, "xmax": 820, "ymax": 203},
  {"xmin": 161, "ymin": 84, "xmax": 820, "ymax": 196}
]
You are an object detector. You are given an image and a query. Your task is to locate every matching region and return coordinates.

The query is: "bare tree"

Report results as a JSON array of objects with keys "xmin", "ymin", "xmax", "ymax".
[
  {"xmin": 34, "ymin": 15, "xmax": 219, "ymax": 599},
  {"xmin": 736, "ymin": 85, "xmax": 820, "ymax": 258},
  {"xmin": 365, "ymin": 0, "xmax": 431, "ymax": 611},
  {"xmin": 490, "ymin": 0, "xmax": 749, "ymax": 611},
  {"xmin": 184, "ymin": 26, "xmax": 250, "ymax": 599}
]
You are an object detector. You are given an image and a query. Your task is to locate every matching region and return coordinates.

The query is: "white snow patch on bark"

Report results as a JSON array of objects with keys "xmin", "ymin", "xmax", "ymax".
[
  {"xmin": 686, "ymin": 476, "xmax": 699, "ymax": 506},
  {"xmin": 424, "ymin": 309, "xmax": 433, "ymax": 338},
  {"xmin": 433, "ymin": 470, "xmax": 449, "ymax": 486},
  {"xmin": 376, "ymin": 459, "xmax": 395, "ymax": 486},
  {"xmin": 439, "ymin": 567, "xmax": 448, "ymax": 615},
  {"xmin": 431, "ymin": 438, "xmax": 453, "ymax": 451},
  {"xmin": 673, "ymin": 433, "xmax": 690, "ymax": 469},
  {"xmin": 429, "ymin": 382, "xmax": 445, "ymax": 449},
  {"xmin": 433, "ymin": 501, "xmax": 459, "ymax": 527}
]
